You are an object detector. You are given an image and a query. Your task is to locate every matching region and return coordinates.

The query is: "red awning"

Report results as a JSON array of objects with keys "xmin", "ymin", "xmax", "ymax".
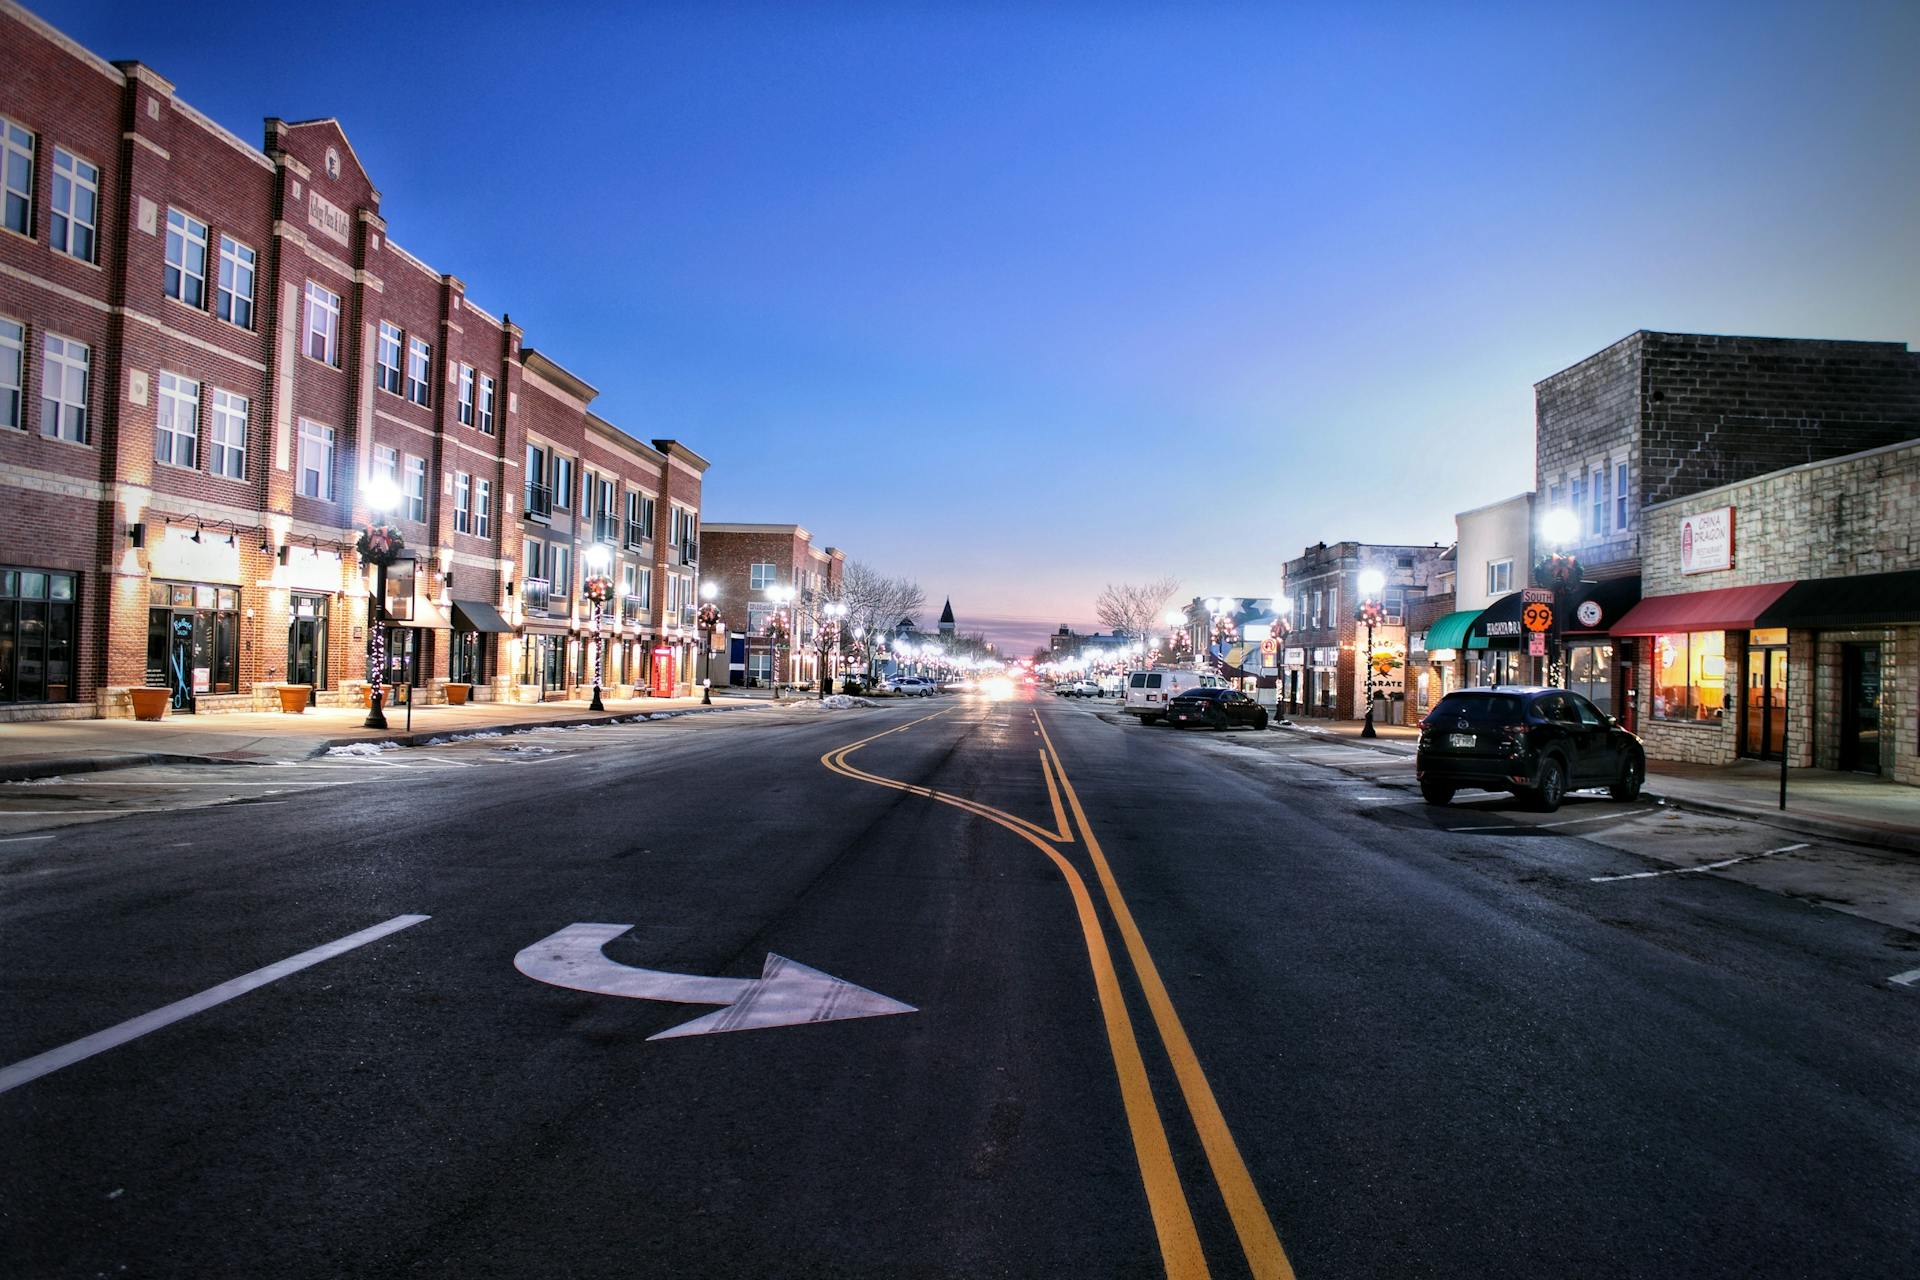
[{"xmin": 1609, "ymin": 581, "xmax": 1794, "ymax": 636}]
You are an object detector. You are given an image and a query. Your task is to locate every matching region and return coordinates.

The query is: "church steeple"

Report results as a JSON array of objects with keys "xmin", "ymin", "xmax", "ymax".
[{"xmin": 938, "ymin": 598, "xmax": 955, "ymax": 634}]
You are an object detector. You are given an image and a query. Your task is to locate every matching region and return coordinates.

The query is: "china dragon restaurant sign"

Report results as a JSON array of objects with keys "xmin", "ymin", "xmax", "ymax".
[{"xmin": 1679, "ymin": 506, "xmax": 1734, "ymax": 575}]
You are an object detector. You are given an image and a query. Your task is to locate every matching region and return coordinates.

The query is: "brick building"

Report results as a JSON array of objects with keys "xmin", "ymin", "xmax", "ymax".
[
  {"xmin": 1278, "ymin": 542, "xmax": 1450, "ymax": 720},
  {"xmin": 0, "ymin": 4, "xmax": 709, "ymax": 718},
  {"xmin": 699, "ymin": 524, "xmax": 844, "ymax": 688},
  {"xmin": 1609, "ymin": 437, "xmax": 1920, "ymax": 786}
]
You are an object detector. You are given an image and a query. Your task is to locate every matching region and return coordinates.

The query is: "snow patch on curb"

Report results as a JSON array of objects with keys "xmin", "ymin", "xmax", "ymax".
[{"xmin": 326, "ymin": 741, "xmax": 398, "ymax": 757}]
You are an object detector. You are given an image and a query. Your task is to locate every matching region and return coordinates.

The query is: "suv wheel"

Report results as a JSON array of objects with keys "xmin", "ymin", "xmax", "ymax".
[
  {"xmin": 1610, "ymin": 752, "xmax": 1644, "ymax": 802},
  {"xmin": 1420, "ymin": 779, "xmax": 1455, "ymax": 806},
  {"xmin": 1531, "ymin": 756, "xmax": 1567, "ymax": 813}
]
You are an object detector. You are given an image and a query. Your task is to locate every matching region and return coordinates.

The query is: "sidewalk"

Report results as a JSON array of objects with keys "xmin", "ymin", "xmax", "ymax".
[
  {"xmin": 1271, "ymin": 718, "xmax": 1920, "ymax": 854},
  {"xmin": 0, "ymin": 693, "xmax": 763, "ymax": 782}
]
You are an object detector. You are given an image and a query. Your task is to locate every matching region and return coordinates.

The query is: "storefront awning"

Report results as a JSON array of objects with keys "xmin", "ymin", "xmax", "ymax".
[
  {"xmin": 395, "ymin": 596, "xmax": 452, "ymax": 630},
  {"xmin": 1755, "ymin": 569, "xmax": 1920, "ymax": 629},
  {"xmin": 1609, "ymin": 581, "xmax": 1793, "ymax": 636},
  {"xmin": 1468, "ymin": 593, "xmax": 1525, "ymax": 649},
  {"xmin": 1422, "ymin": 609, "xmax": 1483, "ymax": 653},
  {"xmin": 452, "ymin": 599, "xmax": 513, "ymax": 633},
  {"xmin": 1562, "ymin": 577, "xmax": 1641, "ymax": 636}
]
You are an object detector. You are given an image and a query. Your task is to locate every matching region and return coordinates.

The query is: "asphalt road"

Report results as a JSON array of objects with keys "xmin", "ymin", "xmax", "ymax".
[{"xmin": 3, "ymin": 691, "xmax": 1918, "ymax": 1278}]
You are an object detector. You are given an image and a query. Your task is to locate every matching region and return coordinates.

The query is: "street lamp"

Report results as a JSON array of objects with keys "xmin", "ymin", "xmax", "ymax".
[
  {"xmin": 359, "ymin": 474, "xmax": 403, "ymax": 729},
  {"xmin": 820, "ymin": 601, "xmax": 846, "ymax": 698},
  {"xmin": 697, "ymin": 579, "xmax": 720, "ymax": 704},
  {"xmin": 1538, "ymin": 508, "xmax": 1582, "ymax": 687},
  {"xmin": 1357, "ymin": 567, "xmax": 1386, "ymax": 739},
  {"xmin": 582, "ymin": 543, "xmax": 612, "ymax": 711},
  {"xmin": 766, "ymin": 583, "xmax": 794, "ymax": 696},
  {"xmin": 1270, "ymin": 595, "xmax": 1295, "ymax": 717}
]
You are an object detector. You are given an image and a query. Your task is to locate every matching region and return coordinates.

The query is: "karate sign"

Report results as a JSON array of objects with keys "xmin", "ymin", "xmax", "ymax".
[{"xmin": 1522, "ymin": 601, "xmax": 1554, "ymax": 633}]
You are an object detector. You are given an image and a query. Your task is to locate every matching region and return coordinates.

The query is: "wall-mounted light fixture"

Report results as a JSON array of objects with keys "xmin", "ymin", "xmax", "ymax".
[
  {"xmin": 277, "ymin": 545, "xmax": 291, "ymax": 566},
  {"xmin": 189, "ymin": 522, "xmax": 203, "ymax": 544},
  {"xmin": 128, "ymin": 522, "xmax": 146, "ymax": 548}
]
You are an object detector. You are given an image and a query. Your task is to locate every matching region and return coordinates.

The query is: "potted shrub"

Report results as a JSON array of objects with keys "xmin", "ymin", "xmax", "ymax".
[
  {"xmin": 277, "ymin": 684, "xmax": 312, "ymax": 714},
  {"xmin": 445, "ymin": 682, "xmax": 472, "ymax": 705},
  {"xmin": 128, "ymin": 687, "xmax": 171, "ymax": 721}
]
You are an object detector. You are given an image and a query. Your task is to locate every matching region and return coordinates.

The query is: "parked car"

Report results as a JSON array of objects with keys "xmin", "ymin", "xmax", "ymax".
[
  {"xmin": 1166, "ymin": 687, "xmax": 1269, "ymax": 730},
  {"xmin": 1097, "ymin": 674, "xmax": 1124, "ymax": 698},
  {"xmin": 939, "ymin": 675, "xmax": 973, "ymax": 692},
  {"xmin": 1415, "ymin": 686, "xmax": 1646, "ymax": 812},
  {"xmin": 893, "ymin": 676, "xmax": 938, "ymax": 697},
  {"xmin": 1054, "ymin": 679, "xmax": 1100, "ymax": 697},
  {"xmin": 1123, "ymin": 668, "xmax": 1225, "ymax": 723}
]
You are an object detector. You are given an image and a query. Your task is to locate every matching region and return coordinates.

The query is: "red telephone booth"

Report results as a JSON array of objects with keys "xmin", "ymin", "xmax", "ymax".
[{"xmin": 650, "ymin": 645, "xmax": 674, "ymax": 697}]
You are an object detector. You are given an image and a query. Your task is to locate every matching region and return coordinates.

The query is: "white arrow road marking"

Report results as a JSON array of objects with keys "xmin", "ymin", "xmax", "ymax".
[
  {"xmin": 1890, "ymin": 968, "xmax": 1920, "ymax": 988},
  {"xmin": 514, "ymin": 922, "xmax": 917, "ymax": 1041}
]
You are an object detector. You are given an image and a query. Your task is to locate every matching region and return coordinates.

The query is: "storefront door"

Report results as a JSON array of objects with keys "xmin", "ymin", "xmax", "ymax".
[
  {"xmin": 1839, "ymin": 643, "xmax": 1882, "ymax": 774},
  {"xmin": 1742, "ymin": 648, "xmax": 1786, "ymax": 760},
  {"xmin": 288, "ymin": 594, "xmax": 328, "ymax": 689}
]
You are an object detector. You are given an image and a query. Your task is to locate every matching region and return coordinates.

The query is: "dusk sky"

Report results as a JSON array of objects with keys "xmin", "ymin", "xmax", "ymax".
[{"xmin": 52, "ymin": 0, "xmax": 1920, "ymax": 653}]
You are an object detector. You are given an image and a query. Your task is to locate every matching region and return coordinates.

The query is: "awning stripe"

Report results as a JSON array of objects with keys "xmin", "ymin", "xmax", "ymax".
[
  {"xmin": 1421, "ymin": 609, "xmax": 1483, "ymax": 652},
  {"xmin": 1609, "ymin": 582, "xmax": 1794, "ymax": 636}
]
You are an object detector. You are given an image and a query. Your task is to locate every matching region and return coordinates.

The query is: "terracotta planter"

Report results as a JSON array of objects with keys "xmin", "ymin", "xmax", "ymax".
[
  {"xmin": 277, "ymin": 684, "xmax": 312, "ymax": 714},
  {"xmin": 128, "ymin": 687, "xmax": 171, "ymax": 721},
  {"xmin": 445, "ymin": 682, "xmax": 472, "ymax": 706}
]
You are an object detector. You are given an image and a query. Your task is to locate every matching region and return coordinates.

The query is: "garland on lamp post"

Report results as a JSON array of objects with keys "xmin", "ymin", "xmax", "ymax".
[
  {"xmin": 581, "ymin": 573, "xmax": 615, "ymax": 710},
  {"xmin": 356, "ymin": 522, "xmax": 405, "ymax": 729},
  {"xmin": 1357, "ymin": 599, "xmax": 1386, "ymax": 737},
  {"xmin": 764, "ymin": 610, "xmax": 790, "ymax": 692},
  {"xmin": 1534, "ymin": 552, "xmax": 1585, "ymax": 685}
]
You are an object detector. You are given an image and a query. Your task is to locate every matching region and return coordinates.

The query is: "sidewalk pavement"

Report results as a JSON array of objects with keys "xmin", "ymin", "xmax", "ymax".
[
  {"xmin": 0, "ymin": 693, "xmax": 765, "ymax": 782},
  {"xmin": 1271, "ymin": 717, "xmax": 1920, "ymax": 854}
]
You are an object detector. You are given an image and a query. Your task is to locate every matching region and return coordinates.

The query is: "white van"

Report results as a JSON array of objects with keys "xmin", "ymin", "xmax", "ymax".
[{"xmin": 1124, "ymin": 668, "xmax": 1224, "ymax": 723}]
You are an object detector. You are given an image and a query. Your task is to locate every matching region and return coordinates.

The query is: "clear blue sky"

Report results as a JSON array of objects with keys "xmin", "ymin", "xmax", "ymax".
[{"xmin": 50, "ymin": 0, "xmax": 1920, "ymax": 653}]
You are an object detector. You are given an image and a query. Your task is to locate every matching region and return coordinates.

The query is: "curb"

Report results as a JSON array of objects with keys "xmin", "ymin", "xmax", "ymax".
[{"xmin": 0, "ymin": 752, "xmax": 227, "ymax": 783}]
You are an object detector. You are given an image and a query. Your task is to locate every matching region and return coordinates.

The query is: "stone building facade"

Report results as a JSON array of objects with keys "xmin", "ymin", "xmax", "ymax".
[
  {"xmin": 0, "ymin": 4, "xmax": 709, "ymax": 718},
  {"xmin": 1613, "ymin": 437, "xmax": 1920, "ymax": 785}
]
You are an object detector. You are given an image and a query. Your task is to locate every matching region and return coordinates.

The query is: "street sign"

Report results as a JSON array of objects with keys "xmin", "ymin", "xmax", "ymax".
[
  {"xmin": 515, "ymin": 923, "xmax": 917, "ymax": 1040},
  {"xmin": 1522, "ymin": 602, "xmax": 1553, "ymax": 632},
  {"xmin": 1521, "ymin": 587, "xmax": 1554, "ymax": 604},
  {"xmin": 1528, "ymin": 632, "xmax": 1546, "ymax": 657}
]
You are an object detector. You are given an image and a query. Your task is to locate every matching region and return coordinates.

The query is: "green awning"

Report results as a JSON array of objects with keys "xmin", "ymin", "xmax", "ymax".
[{"xmin": 1421, "ymin": 609, "xmax": 1483, "ymax": 653}]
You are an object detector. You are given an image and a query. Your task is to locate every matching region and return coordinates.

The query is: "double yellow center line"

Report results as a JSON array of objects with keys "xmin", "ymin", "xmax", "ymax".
[{"xmin": 821, "ymin": 704, "xmax": 1295, "ymax": 1280}]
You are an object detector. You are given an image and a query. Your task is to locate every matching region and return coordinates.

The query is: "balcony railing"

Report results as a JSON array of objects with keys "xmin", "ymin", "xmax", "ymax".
[
  {"xmin": 621, "ymin": 595, "xmax": 644, "ymax": 625},
  {"xmin": 625, "ymin": 521, "xmax": 649, "ymax": 549},
  {"xmin": 593, "ymin": 513, "xmax": 618, "ymax": 544},
  {"xmin": 678, "ymin": 606, "xmax": 696, "ymax": 629},
  {"xmin": 523, "ymin": 577, "xmax": 551, "ymax": 617},
  {"xmin": 524, "ymin": 484, "xmax": 552, "ymax": 522},
  {"xmin": 678, "ymin": 538, "xmax": 698, "ymax": 566}
]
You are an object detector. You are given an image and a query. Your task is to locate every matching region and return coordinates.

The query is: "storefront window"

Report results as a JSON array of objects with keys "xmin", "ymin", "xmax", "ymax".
[
  {"xmin": 1653, "ymin": 631, "xmax": 1726, "ymax": 722},
  {"xmin": 1, "ymin": 567, "xmax": 77, "ymax": 703},
  {"xmin": 1566, "ymin": 642, "xmax": 1614, "ymax": 715}
]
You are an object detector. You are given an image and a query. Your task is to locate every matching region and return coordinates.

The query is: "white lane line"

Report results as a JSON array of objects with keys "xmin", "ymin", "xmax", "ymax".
[
  {"xmin": 1590, "ymin": 842, "xmax": 1812, "ymax": 883},
  {"xmin": 1450, "ymin": 809, "xmax": 1645, "ymax": 834},
  {"xmin": 1890, "ymin": 969, "xmax": 1920, "ymax": 988},
  {"xmin": 0, "ymin": 913, "xmax": 430, "ymax": 1095},
  {"xmin": 0, "ymin": 834, "xmax": 56, "ymax": 843},
  {"xmin": 0, "ymin": 800, "xmax": 289, "ymax": 816}
]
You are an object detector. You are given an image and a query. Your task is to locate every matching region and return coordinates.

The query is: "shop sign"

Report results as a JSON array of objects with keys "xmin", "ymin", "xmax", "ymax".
[
  {"xmin": 1680, "ymin": 506, "xmax": 1734, "ymax": 574},
  {"xmin": 1284, "ymin": 647, "xmax": 1305, "ymax": 666},
  {"xmin": 149, "ymin": 525, "xmax": 241, "ymax": 584},
  {"xmin": 281, "ymin": 545, "xmax": 344, "ymax": 592},
  {"xmin": 1750, "ymin": 627, "xmax": 1788, "ymax": 647},
  {"xmin": 1576, "ymin": 599, "xmax": 1604, "ymax": 628},
  {"xmin": 383, "ymin": 558, "xmax": 416, "ymax": 622},
  {"xmin": 1484, "ymin": 619, "xmax": 1522, "ymax": 638},
  {"xmin": 1312, "ymin": 647, "xmax": 1339, "ymax": 665}
]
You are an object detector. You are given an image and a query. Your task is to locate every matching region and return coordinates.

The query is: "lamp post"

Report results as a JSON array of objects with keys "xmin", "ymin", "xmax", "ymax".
[
  {"xmin": 698, "ymin": 579, "xmax": 719, "ymax": 704},
  {"xmin": 820, "ymin": 601, "xmax": 846, "ymax": 698},
  {"xmin": 766, "ymin": 583, "xmax": 794, "ymax": 697},
  {"xmin": 1538, "ymin": 508, "xmax": 1581, "ymax": 688},
  {"xmin": 1357, "ymin": 568, "xmax": 1386, "ymax": 738},
  {"xmin": 359, "ymin": 475, "xmax": 402, "ymax": 730},
  {"xmin": 1269, "ymin": 596, "xmax": 1294, "ymax": 717},
  {"xmin": 581, "ymin": 544, "xmax": 613, "ymax": 711}
]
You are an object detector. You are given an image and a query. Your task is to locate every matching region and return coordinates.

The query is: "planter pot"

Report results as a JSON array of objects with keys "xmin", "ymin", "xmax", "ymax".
[
  {"xmin": 445, "ymin": 682, "xmax": 472, "ymax": 706},
  {"xmin": 128, "ymin": 687, "xmax": 171, "ymax": 721},
  {"xmin": 277, "ymin": 684, "xmax": 312, "ymax": 714}
]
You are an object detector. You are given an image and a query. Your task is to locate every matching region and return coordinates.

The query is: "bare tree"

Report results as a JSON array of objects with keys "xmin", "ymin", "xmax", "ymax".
[
  {"xmin": 1094, "ymin": 577, "xmax": 1180, "ymax": 639},
  {"xmin": 840, "ymin": 561, "xmax": 927, "ymax": 674}
]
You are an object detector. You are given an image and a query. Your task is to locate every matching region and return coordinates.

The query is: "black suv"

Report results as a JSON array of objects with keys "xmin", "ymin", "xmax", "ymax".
[
  {"xmin": 1167, "ymin": 687, "xmax": 1270, "ymax": 730},
  {"xmin": 1415, "ymin": 686, "xmax": 1645, "ymax": 811}
]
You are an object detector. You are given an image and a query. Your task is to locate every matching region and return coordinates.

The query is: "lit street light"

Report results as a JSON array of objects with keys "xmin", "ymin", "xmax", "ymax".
[
  {"xmin": 697, "ymin": 579, "xmax": 720, "ymax": 704},
  {"xmin": 1357, "ymin": 567, "xmax": 1386, "ymax": 739},
  {"xmin": 359, "ymin": 474, "xmax": 403, "ymax": 730},
  {"xmin": 582, "ymin": 543, "xmax": 613, "ymax": 711}
]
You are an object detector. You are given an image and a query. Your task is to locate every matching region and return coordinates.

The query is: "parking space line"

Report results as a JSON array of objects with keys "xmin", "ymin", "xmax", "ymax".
[
  {"xmin": 0, "ymin": 913, "xmax": 430, "ymax": 1095},
  {"xmin": 1449, "ymin": 809, "xmax": 1646, "ymax": 834},
  {"xmin": 1589, "ymin": 842, "xmax": 1811, "ymax": 883}
]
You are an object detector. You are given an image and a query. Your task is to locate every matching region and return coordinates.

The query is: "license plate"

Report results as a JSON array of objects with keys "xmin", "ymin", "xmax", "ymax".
[{"xmin": 1449, "ymin": 733, "xmax": 1476, "ymax": 748}]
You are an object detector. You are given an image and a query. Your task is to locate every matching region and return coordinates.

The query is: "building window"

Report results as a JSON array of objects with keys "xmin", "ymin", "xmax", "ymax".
[
  {"xmin": 477, "ymin": 373, "xmax": 495, "ymax": 434},
  {"xmin": 164, "ymin": 208, "xmax": 209, "ymax": 308},
  {"xmin": 0, "ymin": 568, "xmax": 78, "ymax": 703},
  {"xmin": 551, "ymin": 544, "xmax": 571, "ymax": 601},
  {"xmin": 1591, "ymin": 465, "xmax": 1607, "ymax": 537},
  {"xmin": 404, "ymin": 455, "xmax": 428, "ymax": 522},
  {"xmin": 634, "ymin": 567, "xmax": 652, "ymax": 610},
  {"xmin": 374, "ymin": 443, "xmax": 400, "ymax": 486},
  {"xmin": 1615, "ymin": 461, "xmax": 1629, "ymax": 531},
  {"xmin": 0, "ymin": 118, "xmax": 31, "ymax": 237},
  {"xmin": 1569, "ymin": 475, "xmax": 1585, "ymax": 536},
  {"xmin": 297, "ymin": 419, "xmax": 334, "ymax": 499},
  {"xmin": 552, "ymin": 455, "xmax": 573, "ymax": 509},
  {"xmin": 747, "ymin": 601, "xmax": 772, "ymax": 634},
  {"xmin": 1652, "ymin": 631, "xmax": 1727, "ymax": 722},
  {"xmin": 40, "ymin": 333, "xmax": 89, "ymax": 443},
  {"xmin": 304, "ymin": 281, "xmax": 340, "ymax": 365},
  {"xmin": 405, "ymin": 337, "xmax": 431, "ymax": 406},
  {"xmin": 154, "ymin": 371, "xmax": 199, "ymax": 468},
  {"xmin": 376, "ymin": 322, "xmax": 403, "ymax": 393},
  {"xmin": 474, "ymin": 479, "xmax": 492, "ymax": 539},
  {"xmin": 1486, "ymin": 558, "xmax": 1513, "ymax": 596},
  {"xmin": 0, "ymin": 317, "xmax": 22, "ymax": 429},
  {"xmin": 454, "ymin": 473, "xmax": 471, "ymax": 534},
  {"xmin": 210, "ymin": 389, "xmax": 247, "ymax": 480},
  {"xmin": 1326, "ymin": 586, "xmax": 1337, "ymax": 623},
  {"xmin": 50, "ymin": 147, "xmax": 97, "ymax": 262},
  {"xmin": 1311, "ymin": 590, "xmax": 1322, "ymax": 627},
  {"xmin": 456, "ymin": 365, "xmax": 475, "ymax": 425},
  {"xmin": 215, "ymin": 235, "xmax": 255, "ymax": 329}
]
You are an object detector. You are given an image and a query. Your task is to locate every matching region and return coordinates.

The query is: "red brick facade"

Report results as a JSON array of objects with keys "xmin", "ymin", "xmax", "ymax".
[
  {"xmin": 699, "ymin": 525, "xmax": 845, "ymax": 687},
  {"xmin": 0, "ymin": 5, "xmax": 709, "ymax": 716}
]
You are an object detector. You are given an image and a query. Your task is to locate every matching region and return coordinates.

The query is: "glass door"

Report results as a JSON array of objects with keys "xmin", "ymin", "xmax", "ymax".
[
  {"xmin": 1840, "ymin": 643, "xmax": 1882, "ymax": 774},
  {"xmin": 1742, "ymin": 648, "xmax": 1786, "ymax": 760},
  {"xmin": 288, "ymin": 594, "xmax": 328, "ymax": 689}
]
